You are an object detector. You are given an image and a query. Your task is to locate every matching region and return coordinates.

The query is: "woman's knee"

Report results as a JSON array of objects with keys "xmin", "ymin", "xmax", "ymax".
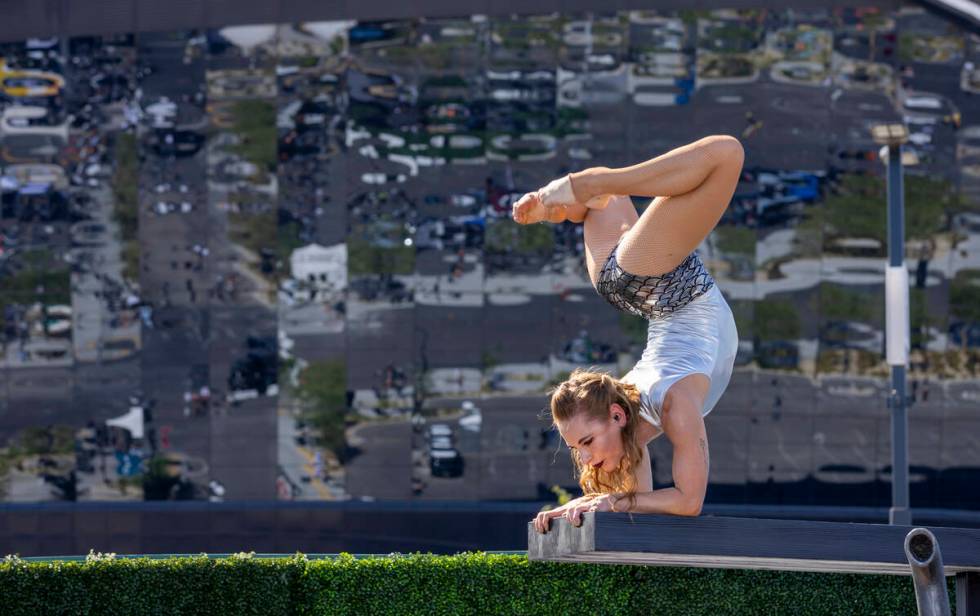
[{"xmin": 701, "ymin": 135, "xmax": 744, "ymax": 165}]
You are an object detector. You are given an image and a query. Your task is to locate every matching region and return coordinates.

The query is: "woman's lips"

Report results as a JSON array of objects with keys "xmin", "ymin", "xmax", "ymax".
[{"xmin": 592, "ymin": 460, "xmax": 603, "ymax": 469}]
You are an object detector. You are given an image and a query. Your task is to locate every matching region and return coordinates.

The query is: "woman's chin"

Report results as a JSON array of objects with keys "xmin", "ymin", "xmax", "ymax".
[{"xmin": 588, "ymin": 456, "xmax": 623, "ymax": 472}]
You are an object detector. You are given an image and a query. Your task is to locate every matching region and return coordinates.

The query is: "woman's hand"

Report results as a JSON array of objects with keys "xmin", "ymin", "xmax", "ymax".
[
  {"xmin": 532, "ymin": 493, "xmax": 627, "ymax": 533},
  {"xmin": 531, "ymin": 495, "xmax": 591, "ymax": 533},
  {"xmin": 564, "ymin": 493, "xmax": 623, "ymax": 527}
]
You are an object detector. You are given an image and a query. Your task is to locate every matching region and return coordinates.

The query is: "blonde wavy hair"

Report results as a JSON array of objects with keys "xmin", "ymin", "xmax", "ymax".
[{"xmin": 549, "ymin": 368, "xmax": 643, "ymax": 512}]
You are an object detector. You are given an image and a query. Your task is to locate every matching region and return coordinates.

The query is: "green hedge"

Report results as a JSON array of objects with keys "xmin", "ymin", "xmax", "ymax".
[{"xmin": 0, "ymin": 551, "xmax": 953, "ymax": 615}]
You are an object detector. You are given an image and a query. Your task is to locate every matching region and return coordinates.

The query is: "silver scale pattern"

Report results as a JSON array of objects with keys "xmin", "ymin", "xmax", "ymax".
[{"xmin": 596, "ymin": 246, "xmax": 715, "ymax": 320}]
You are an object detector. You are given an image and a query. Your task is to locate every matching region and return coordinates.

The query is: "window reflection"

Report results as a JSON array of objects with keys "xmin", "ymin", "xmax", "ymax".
[{"xmin": 0, "ymin": 9, "xmax": 977, "ymax": 510}]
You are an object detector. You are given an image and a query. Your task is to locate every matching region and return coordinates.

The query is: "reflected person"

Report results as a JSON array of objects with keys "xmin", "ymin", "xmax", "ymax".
[{"xmin": 513, "ymin": 136, "xmax": 744, "ymax": 531}]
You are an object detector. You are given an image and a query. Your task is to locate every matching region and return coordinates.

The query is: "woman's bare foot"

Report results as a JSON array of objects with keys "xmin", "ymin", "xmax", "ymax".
[{"xmin": 511, "ymin": 192, "xmax": 565, "ymax": 225}]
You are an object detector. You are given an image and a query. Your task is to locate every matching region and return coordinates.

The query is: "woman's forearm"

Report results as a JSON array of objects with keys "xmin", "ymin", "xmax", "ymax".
[
  {"xmin": 571, "ymin": 135, "xmax": 743, "ymax": 201},
  {"xmin": 617, "ymin": 487, "xmax": 703, "ymax": 517}
]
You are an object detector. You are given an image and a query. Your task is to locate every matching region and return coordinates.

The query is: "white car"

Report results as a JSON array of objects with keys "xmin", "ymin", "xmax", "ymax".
[
  {"xmin": 908, "ymin": 132, "xmax": 932, "ymax": 146},
  {"xmin": 587, "ymin": 53, "xmax": 617, "ymax": 67},
  {"xmin": 46, "ymin": 305, "xmax": 72, "ymax": 319},
  {"xmin": 428, "ymin": 423, "xmax": 453, "ymax": 438},
  {"xmin": 458, "ymin": 412, "xmax": 481, "ymax": 433},
  {"xmin": 903, "ymin": 95, "xmax": 943, "ymax": 111},
  {"xmin": 360, "ymin": 172, "xmax": 407, "ymax": 185},
  {"xmin": 46, "ymin": 319, "xmax": 71, "ymax": 335},
  {"xmin": 458, "ymin": 400, "xmax": 482, "ymax": 432},
  {"xmin": 450, "ymin": 194, "xmax": 476, "ymax": 207},
  {"xmin": 429, "ymin": 435, "xmax": 454, "ymax": 450},
  {"xmin": 278, "ymin": 278, "xmax": 314, "ymax": 307},
  {"xmin": 430, "ymin": 448, "xmax": 459, "ymax": 457},
  {"xmin": 0, "ymin": 106, "xmax": 70, "ymax": 141}
]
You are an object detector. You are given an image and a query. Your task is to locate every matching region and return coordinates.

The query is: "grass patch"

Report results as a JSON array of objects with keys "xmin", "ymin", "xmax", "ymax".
[
  {"xmin": 347, "ymin": 237, "xmax": 415, "ymax": 276},
  {"xmin": 229, "ymin": 210, "xmax": 276, "ymax": 257},
  {"xmin": 950, "ymin": 269, "xmax": 980, "ymax": 323},
  {"xmin": 818, "ymin": 282, "xmax": 876, "ymax": 322},
  {"xmin": 485, "ymin": 220, "xmax": 555, "ymax": 256},
  {"xmin": 821, "ymin": 173, "xmax": 957, "ymax": 246},
  {"xmin": 0, "ymin": 249, "xmax": 70, "ymax": 321},
  {"xmin": 230, "ymin": 99, "xmax": 277, "ymax": 172},
  {"xmin": 121, "ymin": 239, "xmax": 140, "ymax": 284},
  {"xmin": 754, "ymin": 299, "xmax": 800, "ymax": 341},
  {"xmin": 296, "ymin": 359, "xmax": 349, "ymax": 462},
  {"xmin": 714, "ymin": 225, "xmax": 756, "ymax": 255},
  {"xmin": 110, "ymin": 132, "xmax": 138, "ymax": 243}
]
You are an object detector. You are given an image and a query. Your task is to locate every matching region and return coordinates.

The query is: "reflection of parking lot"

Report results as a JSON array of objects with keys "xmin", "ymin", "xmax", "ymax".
[{"xmin": 0, "ymin": 10, "xmax": 979, "ymax": 514}]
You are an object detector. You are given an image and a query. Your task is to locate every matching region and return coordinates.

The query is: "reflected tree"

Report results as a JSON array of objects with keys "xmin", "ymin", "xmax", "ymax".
[
  {"xmin": 295, "ymin": 359, "xmax": 350, "ymax": 462},
  {"xmin": 818, "ymin": 282, "xmax": 876, "ymax": 322},
  {"xmin": 817, "ymin": 173, "xmax": 957, "ymax": 250},
  {"xmin": 485, "ymin": 220, "xmax": 554, "ymax": 255},
  {"xmin": 754, "ymin": 299, "xmax": 800, "ymax": 341}
]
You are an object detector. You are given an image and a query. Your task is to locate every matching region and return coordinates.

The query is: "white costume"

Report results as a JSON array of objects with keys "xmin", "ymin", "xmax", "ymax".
[{"xmin": 596, "ymin": 238, "xmax": 738, "ymax": 439}]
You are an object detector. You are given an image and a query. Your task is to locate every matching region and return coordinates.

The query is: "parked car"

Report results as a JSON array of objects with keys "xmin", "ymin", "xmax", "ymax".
[
  {"xmin": 458, "ymin": 401, "xmax": 482, "ymax": 433},
  {"xmin": 429, "ymin": 435, "xmax": 454, "ymax": 451},
  {"xmin": 430, "ymin": 448, "xmax": 464, "ymax": 478},
  {"xmin": 428, "ymin": 423, "xmax": 453, "ymax": 439}
]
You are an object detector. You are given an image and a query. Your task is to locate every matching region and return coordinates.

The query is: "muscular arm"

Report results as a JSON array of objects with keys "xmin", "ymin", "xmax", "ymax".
[
  {"xmin": 617, "ymin": 394, "xmax": 708, "ymax": 516},
  {"xmin": 661, "ymin": 397, "xmax": 709, "ymax": 515},
  {"xmin": 634, "ymin": 441, "xmax": 653, "ymax": 493}
]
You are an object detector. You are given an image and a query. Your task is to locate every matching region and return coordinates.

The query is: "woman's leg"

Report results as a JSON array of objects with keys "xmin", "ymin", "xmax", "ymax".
[
  {"xmin": 512, "ymin": 193, "xmax": 637, "ymax": 287},
  {"xmin": 581, "ymin": 196, "xmax": 638, "ymax": 287},
  {"xmin": 576, "ymin": 135, "xmax": 744, "ymax": 276}
]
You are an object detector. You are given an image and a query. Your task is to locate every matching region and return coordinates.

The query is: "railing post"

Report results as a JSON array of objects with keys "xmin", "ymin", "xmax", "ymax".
[
  {"xmin": 958, "ymin": 572, "xmax": 980, "ymax": 616},
  {"xmin": 885, "ymin": 139, "xmax": 911, "ymax": 526},
  {"xmin": 905, "ymin": 528, "xmax": 951, "ymax": 616}
]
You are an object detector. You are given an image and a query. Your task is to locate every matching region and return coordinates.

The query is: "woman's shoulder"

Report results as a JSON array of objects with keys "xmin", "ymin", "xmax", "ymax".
[{"xmin": 621, "ymin": 361, "xmax": 660, "ymax": 390}]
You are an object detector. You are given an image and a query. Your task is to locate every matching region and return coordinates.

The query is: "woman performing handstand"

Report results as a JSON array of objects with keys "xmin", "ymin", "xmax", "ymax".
[{"xmin": 513, "ymin": 135, "xmax": 744, "ymax": 532}]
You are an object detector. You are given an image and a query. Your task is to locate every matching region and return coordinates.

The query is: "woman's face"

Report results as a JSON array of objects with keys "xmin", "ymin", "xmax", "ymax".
[{"xmin": 557, "ymin": 404, "xmax": 626, "ymax": 472}]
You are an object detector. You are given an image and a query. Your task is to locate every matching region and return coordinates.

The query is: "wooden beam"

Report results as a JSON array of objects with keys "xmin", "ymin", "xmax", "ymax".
[{"xmin": 529, "ymin": 513, "xmax": 980, "ymax": 576}]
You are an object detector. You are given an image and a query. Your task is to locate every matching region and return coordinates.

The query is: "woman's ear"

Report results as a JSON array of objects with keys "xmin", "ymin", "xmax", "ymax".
[{"xmin": 610, "ymin": 403, "xmax": 626, "ymax": 425}]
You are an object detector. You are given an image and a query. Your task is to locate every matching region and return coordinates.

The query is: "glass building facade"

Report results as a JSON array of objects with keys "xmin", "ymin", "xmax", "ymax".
[{"xmin": 0, "ymin": 6, "xmax": 978, "ymax": 512}]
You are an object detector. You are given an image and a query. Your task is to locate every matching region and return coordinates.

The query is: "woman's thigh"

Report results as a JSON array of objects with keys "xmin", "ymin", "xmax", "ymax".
[
  {"xmin": 583, "ymin": 196, "xmax": 638, "ymax": 287},
  {"xmin": 617, "ymin": 156, "xmax": 742, "ymax": 277}
]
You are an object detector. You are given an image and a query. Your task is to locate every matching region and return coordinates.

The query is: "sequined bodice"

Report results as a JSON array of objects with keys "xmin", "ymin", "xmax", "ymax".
[{"xmin": 596, "ymin": 243, "xmax": 715, "ymax": 320}]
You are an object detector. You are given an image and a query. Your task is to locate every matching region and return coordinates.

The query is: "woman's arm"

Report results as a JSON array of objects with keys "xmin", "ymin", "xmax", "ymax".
[
  {"xmin": 631, "ymin": 390, "xmax": 709, "ymax": 516},
  {"xmin": 619, "ymin": 486, "xmax": 702, "ymax": 517},
  {"xmin": 570, "ymin": 135, "xmax": 743, "ymax": 202}
]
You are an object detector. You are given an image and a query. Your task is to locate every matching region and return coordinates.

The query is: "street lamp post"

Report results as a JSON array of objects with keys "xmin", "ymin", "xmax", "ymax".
[{"xmin": 872, "ymin": 123, "xmax": 912, "ymax": 526}]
